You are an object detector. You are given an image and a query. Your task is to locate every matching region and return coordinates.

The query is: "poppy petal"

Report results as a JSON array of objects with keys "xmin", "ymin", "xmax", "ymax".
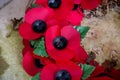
[
  {"xmin": 90, "ymin": 65, "xmax": 105, "ymax": 77},
  {"xmin": 22, "ymin": 51, "xmax": 41, "ymax": 76},
  {"xmin": 81, "ymin": 0, "xmax": 101, "ymax": 10},
  {"xmin": 52, "ymin": 0, "xmax": 74, "ymax": 21},
  {"xmin": 74, "ymin": 0, "xmax": 82, "ymax": 4},
  {"xmin": 88, "ymin": 76, "xmax": 113, "ymax": 80},
  {"xmin": 25, "ymin": 7, "xmax": 53, "ymax": 24},
  {"xmin": 45, "ymin": 25, "xmax": 61, "ymax": 50},
  {"xmin": 41, "ymin": 64, "xmax": 58, "ymax": 80},
  {"xmin": 67, "ymin": 8, "xmax": 84, "ymax": 26},
  {"xmin": 72, "ymin": 46, "xmax": 88, "ymax": 63},
  {"xmin": 35, "ymin": 0, "xmax": 48, "ymax": 7},
  {"xmin": 19, "ymin": 22, "xmax": 42, "ymax": 40},
  {"xmin": 61, "ymin": 26, "xmax": 81, "ymax": 48},
  {"xmin": 47, "ymin": 48, "xmax": 75, "ymax": 60},
  {"xmin": 22, "ymin": 39, "xmax": 30, "ymax": 46}
]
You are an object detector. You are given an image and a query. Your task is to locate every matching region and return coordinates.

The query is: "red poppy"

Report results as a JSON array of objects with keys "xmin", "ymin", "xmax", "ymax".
[
  {"xmin": 45, "ymin": 25, "xmax": 83, "ymax": 60},
  {"xmin": 41, "ymin": 61, "xmax": 82, "ymax": 80},
  {"xmin": 80, "ymin": 0, "xmax": 101, "ymax": 10},
  {"xmin": 35, "ymin": 0, "xmax": 74, "ymax": 22},
  {"xmin": 19, "ymin": 7, "xmax": 59, "ymax": 40},
  {"xmin": 67, "ymin": 8, "xmax": 84, "ymax": 26},
  {"xmin": 22, "ymin": 51, "xmax": 43, "ymax": 76}
]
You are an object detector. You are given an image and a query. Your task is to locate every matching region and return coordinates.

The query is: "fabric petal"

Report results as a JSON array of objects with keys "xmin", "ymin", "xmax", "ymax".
[
  {"xmin": 25, "ymin": 7, "xmax": 53, "ymax": 24},
  {"xmin": 67, "ymin": 8, "xmax": 84, "ymax": 26},
  {"xmin": 61, "ymin": 26, "xmax": 81, "ymax": 48},
  {"xmin": 88, "ymin": 76, "xmax": 113, "ymax": 80},
  {"xmin": 19, "ymin": 22, "xmax": 42, "ymax": 40},
  {"xmin": 45, "ymin": 25, "xmax": 61, "ymax": 50},
  {"xmin": 22, "ymin": 51, "xmax": 41, "ymax": 76},
  {"xmin": 74, "ymin": 0, "xmax": 82, "ymax": 4},
  {"xmin": 72, "ymin": 46, "xmax": 88, "ymax": 63},
  {"xmin": 52, "ymin": 0, "xmax": 74, "ymax": 21},
  {"xmin": 81, "ymin": 0, "xmax": 101, "ymax": 10},
  {"xmin": 35, "ymin": 0, "xmax": 48, "ymax": 7},
  {"xmin": 41, "ymin": 64, "xmax": 58, "ymax": 80},
  {"xmin": 47, "ymin": 48, "xmax": 75, "ymax": 60}
]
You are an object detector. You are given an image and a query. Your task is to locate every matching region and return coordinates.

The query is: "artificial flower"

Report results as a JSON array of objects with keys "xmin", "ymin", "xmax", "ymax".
[
  {"xmin": 22, "ymin": 51, "xmax": 44, "ymax": 76},
  {"xmin": 41, "ymin": 61, "xmax": 82, "ymax": 80},
  {"xmin": 35, "ymin": 0, "xmax": 74, "ymax": 22},
  {"xmin": 45, "ymin": 25, "xmax": 88, "ymax": 61},
  {"xmin": 19, "ymin": 7, "xmax": 58, "ymax": 40}
]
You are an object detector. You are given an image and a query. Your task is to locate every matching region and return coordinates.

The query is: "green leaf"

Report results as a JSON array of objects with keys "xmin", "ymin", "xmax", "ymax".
[
  {"xmin": 31, "ymin": 73, "xmax": 40, "ymax": 80},
  {"xmin": 80, "ymin": 64, "xmax": 95, "ymax": 80},
  {"xmin": 31, "ymin": 4, "xmax": 39, "ymax": 8},
  {"xmin": 74, "ymin": 26, "xmax": 90, "ymax": 39},
  {"xmin": 30, "ymin": 37, "xmax": 48, "ymax": 57}
]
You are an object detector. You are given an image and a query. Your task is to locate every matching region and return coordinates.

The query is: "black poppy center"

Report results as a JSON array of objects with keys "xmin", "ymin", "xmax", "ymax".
[
  {"xmin": 72, "ymin": 4, "xmax": 79, "ymax": 10},
  {"xmin": 32, "ymin": 20, "xmax": 47, "ymax": 33},
  {"xmin": 48, "ymin": 0, "xmax": 61, "ymax": 9},
  {"xmin": 53, "ymin": 36, "xmax": 68, "ymax": 50},
  {"xmin": 34, "ymin": 59, "xmax": 44, "ymax": 68},
  {"xmin": 55, "ymin": 70, "xmax": 71, "ymax": 80}
]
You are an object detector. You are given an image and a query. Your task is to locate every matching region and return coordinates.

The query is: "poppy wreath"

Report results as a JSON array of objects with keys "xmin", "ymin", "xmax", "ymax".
[{"xmin": 18, "ymin": 0, "xmax": 120, "ymax": 80}]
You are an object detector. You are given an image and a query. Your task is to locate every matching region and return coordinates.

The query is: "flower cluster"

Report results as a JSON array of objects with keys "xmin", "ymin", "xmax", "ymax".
[{"xmin": 18, "ymin": 0, "xmax": 120, "ymax": 80}]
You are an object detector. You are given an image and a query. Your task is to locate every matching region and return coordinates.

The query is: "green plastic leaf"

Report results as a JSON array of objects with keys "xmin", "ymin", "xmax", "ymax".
[
  {"xmin": 31, "ymin": 73, "xmax": 40, "ymax": 80},
  {"xmin": 30, "ymin": 37, "xmax": 48, "ymax": 57},
  {"xmin": 80, "ymin": 64, "xmax": 95, "ymax": 80},
  {"xmin": 74, "ymin": 26, "xmax": 90, "ymax": 39},
  {"xmin": 31, "ymin": 4, "xmax": 39, "ymax": 8}
]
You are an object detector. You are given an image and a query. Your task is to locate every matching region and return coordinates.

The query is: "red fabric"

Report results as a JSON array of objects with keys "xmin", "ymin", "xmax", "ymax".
[
  {"xmin": 106, "ymin": 68, "xmax": 120, "ymax": 80},
  {"xmin": 72, "ymin": 46, "xmax": 88, "ymax": 63},
  {"xmin": 45, "ymin": 25, "xmax": 84, "ymax": 60},
  {"xmin": 90, "ymin": 65, "xmax": 105, "ymax": 77},
  {"xmin": 87, "ymin": 76, "xmax": 114, "ymax": 80},
  {"xmin": 36, "ymin": 0, "xmax": 74, "ymax": 22},
  {"xmin": 67, "ymin": 8, "xmax": 84, "ymax": 26},
  {"xmin": 19, "ymin": 22, "xmax": 42, "ymax": 40},
  {"xmin": 22, "ymin": 39, "xmax": 33, "ymax": 56},
  {"xmin": 74, "ymin": 0, "xmax": 82, "ymax": 4},
  {"xmin": 19, "ymin": 7, "xmax": 58, "ymax": 40},
  {"xmin": 81, "ymin": 0, "xmax": 101, "ymax": 10},
  {"xmin": 22, "ymin": 51, "xmax": 42, "ymax": 76},
  {"xmin": 41, "ymin": 61, "xmax": 82, "ymax": 80}
]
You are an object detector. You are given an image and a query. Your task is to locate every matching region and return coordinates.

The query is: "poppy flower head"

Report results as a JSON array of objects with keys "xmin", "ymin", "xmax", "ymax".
[
  {"xmin": 35, "ymin": 0, "xmax": 74, "ymax": 22},
  {"xmin": 19, "ymin": 7, "xmax": 59, "ymax": 40},
  {"xmin": 22, "ymin": 51, "xmax": 44, "ymax": 76},
  {"xmin": 41, "ymin": 61, "xmax": 83, "ymax": 80},
  {"xmin": 45, "ymin": 25, "xmax": 81, "ymax": 60}
]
